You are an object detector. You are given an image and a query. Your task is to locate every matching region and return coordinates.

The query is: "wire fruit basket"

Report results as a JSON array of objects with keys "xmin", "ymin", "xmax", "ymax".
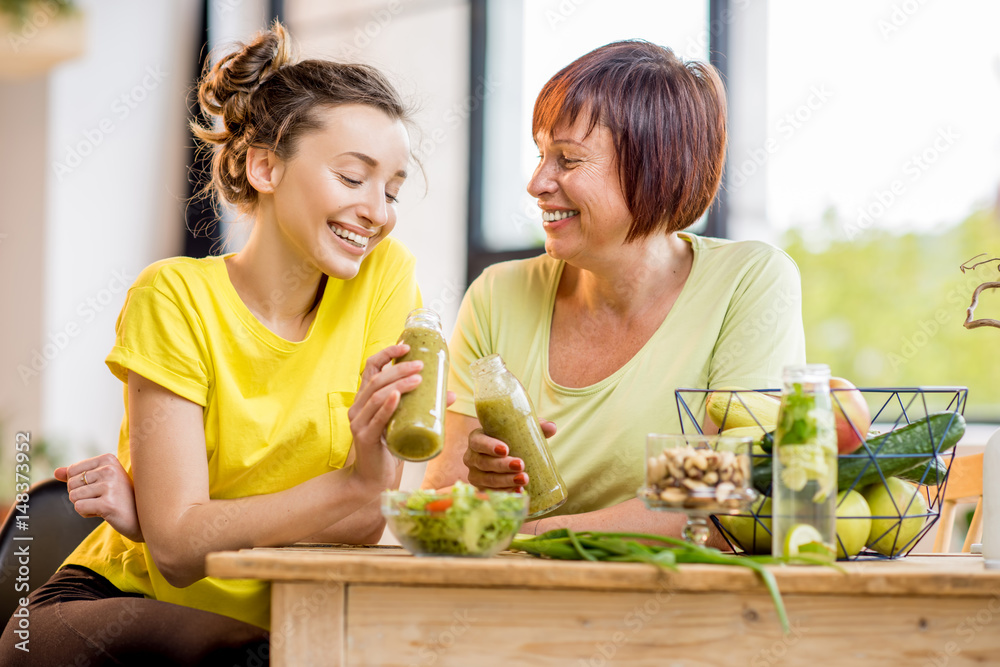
[{"xmin": 674, "ymin": 387, "xmax": 968, "ymax": 560}]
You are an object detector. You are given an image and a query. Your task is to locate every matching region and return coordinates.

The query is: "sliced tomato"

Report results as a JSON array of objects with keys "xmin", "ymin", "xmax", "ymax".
[
  {"xmin": 475, "ymin": 492, "xmax": 490, "ymax": 500},
  {"xmin": 424, "ymin": 498, "xmax": 453, "ymax": 512}
]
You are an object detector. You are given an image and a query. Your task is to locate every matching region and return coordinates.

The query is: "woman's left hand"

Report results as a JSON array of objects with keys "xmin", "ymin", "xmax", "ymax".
[
  {"xmin": 464, "ymin": 419, "xmax": 558, "ymax": 492},
  {"xmin": 55, "ymin": 454, "xmax": 144, "ymax": 542}
]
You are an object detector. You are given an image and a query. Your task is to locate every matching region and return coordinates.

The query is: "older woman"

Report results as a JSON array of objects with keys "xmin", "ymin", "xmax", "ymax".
[{"xmin": 422, "ymin": 40, "xmax": 805, "ymax": 536}]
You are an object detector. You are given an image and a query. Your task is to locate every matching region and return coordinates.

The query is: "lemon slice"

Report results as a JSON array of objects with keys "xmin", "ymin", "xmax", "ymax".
[
  {"xmin": 780, "ymin": 466, "xmax": 808, "ymax": 491},
  {"xmin": 783, "ymin": 523, "xmax": 835, "ymax": 561}
]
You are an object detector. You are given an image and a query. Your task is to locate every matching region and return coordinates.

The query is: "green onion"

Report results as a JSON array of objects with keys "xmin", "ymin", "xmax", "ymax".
[{"xmin": 510, "ymin": 529, "xmax": 839, "ymax": 634}]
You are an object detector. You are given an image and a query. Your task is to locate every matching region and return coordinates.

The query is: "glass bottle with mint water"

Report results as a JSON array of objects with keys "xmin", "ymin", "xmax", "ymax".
[{"xmin": 771, "ymin": 364, "xmax": 838, "ymax": 561}]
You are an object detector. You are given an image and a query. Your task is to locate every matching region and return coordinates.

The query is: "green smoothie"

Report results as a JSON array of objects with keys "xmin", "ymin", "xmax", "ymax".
[
  {"xmin": 385, "ymin": 323, "xmax": 449, "ymax": 461},
  {"xmin": 475, "ymin": 393, "xmax": 567, "ymax": 518}
]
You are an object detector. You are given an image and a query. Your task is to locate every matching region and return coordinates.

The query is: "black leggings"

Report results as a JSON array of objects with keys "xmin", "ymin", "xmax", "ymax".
[{"xmin": 0, "ymin": 565, "xmax": 269, "ymax": 666}]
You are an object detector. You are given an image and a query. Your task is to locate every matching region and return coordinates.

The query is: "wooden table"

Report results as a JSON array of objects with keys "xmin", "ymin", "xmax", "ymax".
[{"xmin": 206, "ymin": 546, "xmax": 1000, "ymax": 666}]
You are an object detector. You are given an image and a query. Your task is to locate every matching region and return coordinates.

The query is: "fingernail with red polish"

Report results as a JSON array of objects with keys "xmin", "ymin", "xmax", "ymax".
[
  {"xmin": 514, "ymin": 473, "xmax": 528, "ymax": 485},
  {"xmin": 494, "ymin": 445, "xmax": 507, "ymax": 456},
  {"xmin": 509, "ymin": 460, "xmax": 523, "ymax": 472}
]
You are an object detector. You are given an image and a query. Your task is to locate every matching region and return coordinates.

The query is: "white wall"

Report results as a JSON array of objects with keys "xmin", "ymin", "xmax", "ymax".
[
  {"xmin": 0, "ymin": 76, "xmax": 48, "ymax": 477},
  {"xmin": 1, "ymin": 0, "xmax": 201, "ymax": 471}
]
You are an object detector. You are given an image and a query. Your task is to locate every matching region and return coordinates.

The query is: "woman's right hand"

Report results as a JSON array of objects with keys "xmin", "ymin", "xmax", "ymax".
[
  {"xmin": 464, "ymin": 420, "xmax": 558, "ymax": 492},
  {"xmin": 346, "ymin": 343, "xmax": 423, "ymax": 491},
  {"xmin": 55, "ymin": 454, "xmax": 144, "ymax": 543}
]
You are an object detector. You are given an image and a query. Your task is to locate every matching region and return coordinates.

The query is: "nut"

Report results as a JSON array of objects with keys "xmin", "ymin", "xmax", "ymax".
[
  {"xmin": 715, "ymin": 482, "xmax": 735, "ymax": 504},
  {"xmin": 645, "ymin": 444, "xmax": 749, "ymax": 509}
]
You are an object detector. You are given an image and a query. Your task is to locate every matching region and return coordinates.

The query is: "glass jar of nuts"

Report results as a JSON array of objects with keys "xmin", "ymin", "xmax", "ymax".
[{"xmin": 638, "ymin": 433, "xmax": 756, "ymax": 546}]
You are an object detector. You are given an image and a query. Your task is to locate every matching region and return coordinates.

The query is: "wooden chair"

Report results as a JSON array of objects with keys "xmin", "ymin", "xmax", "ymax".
[{"xmin": 933, "ymin": 453, "xmax": 984, "ymax": 553}]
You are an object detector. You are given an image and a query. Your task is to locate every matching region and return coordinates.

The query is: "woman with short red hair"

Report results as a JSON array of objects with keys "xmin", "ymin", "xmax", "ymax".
[{"xmin": 425, "ymin": 40, "xmax": 805, "ymax": 539}]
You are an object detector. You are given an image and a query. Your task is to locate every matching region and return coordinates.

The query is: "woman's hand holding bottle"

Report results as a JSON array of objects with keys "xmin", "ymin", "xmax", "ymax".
[
  {"xmin": 347, "ymin": 344, "xmax": 422, "ymax": 490},
  {"xmin": 463, "ymin": 420, "xmax": 558, "ymax": 492}
]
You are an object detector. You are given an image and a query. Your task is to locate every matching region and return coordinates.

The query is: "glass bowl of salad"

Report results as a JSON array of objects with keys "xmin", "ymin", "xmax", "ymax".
[{"xmin": 381, "ymin": 482, "xmax": 529, "ymax": 557}]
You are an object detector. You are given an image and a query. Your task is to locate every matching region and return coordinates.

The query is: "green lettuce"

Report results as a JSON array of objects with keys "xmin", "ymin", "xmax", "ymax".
[{"xmin": 393, "ymin": 482, "xmax": 526, "ymax": 556}]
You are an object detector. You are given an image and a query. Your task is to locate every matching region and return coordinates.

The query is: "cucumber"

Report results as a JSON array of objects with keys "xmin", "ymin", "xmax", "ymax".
[
  {"xmin": 760, "ymin": 431, "xmax": 774, "ymax": 454},
  {"xmin": 897, "ymin": 455, "xmax": 950, "ymax": 486},
  {"xmin": 751, "ymin": 411, "xmax": 966, "ymax": 495}
]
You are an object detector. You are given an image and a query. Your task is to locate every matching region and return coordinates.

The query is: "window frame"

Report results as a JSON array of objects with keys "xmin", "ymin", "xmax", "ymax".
[{"xmin": 464, "ymin": 0, "xmax": 732, "ymax": 285}]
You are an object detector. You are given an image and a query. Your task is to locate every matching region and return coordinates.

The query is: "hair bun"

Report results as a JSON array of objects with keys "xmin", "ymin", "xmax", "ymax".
[
  {"xmin": 190, "ymin": 21, "xmax": 410, "ymax": 217},
  {"xmin": 197, "ymin": 20, "xmax": 296, "ymax": 137}
]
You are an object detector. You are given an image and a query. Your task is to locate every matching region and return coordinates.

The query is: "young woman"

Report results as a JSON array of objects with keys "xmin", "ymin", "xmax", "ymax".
[{"xmin": 1, "ymin": 22, "xmax": 429, "ymax": 666}]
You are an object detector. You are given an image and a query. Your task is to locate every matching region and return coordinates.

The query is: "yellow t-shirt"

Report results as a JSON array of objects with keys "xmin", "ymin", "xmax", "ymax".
[
  {"xmin": 66, "ymin": 238, "xmax": 421, "ymax": 630},
  {"xmin": 448, "ymin": 233, "xmax": 806, "ymax": 517}
]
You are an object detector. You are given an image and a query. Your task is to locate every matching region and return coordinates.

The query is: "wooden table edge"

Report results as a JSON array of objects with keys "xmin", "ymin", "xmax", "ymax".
[{"xmin": 205, "ymin": 549, "xmax": 1000, "ymax": 598}]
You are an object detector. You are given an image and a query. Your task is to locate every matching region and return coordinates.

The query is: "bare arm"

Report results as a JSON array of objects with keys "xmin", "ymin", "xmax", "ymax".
[
  {"xmin": 131, "ymin": 345, "xmax": 417, "ymax": 587},
  {"xmin": 524, "ymin": 498, "xmax": 731, "ymax": 549},
  {"xmin": 60, "ymin": 450, "xmax": 403, "ymax": 548},
  {"xmin": 299, "ymin": 454, "xmax": 406, "ymax": 545}
]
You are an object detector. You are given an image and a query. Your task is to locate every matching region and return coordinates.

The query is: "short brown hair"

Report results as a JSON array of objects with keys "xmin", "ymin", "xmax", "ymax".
[
  {"xmin": 532, "ymin": 40, "xmax": 727, "ymax": 241},
  {"xmin": 191, "ymin": 21, "xmax": 411, "ymax": 214}
]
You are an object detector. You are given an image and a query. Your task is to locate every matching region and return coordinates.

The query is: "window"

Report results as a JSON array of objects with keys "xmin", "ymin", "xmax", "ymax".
[
  {"xmin": 761, "ymin": 0, "xmax": 1000, "ymax": 420},
  {"xmin": 470, "ymin": 0, "xmax": 714, "ymax": 280}
]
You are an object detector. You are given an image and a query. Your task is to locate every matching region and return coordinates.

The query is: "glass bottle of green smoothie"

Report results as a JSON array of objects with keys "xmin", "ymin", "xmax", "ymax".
[
  {"xmin": 385, "ymin": 308, "xmax": 449, "ymax": 461},
  {"xmin": 470, "ymin": 353, "xmax": 567, "ymax": 518}
]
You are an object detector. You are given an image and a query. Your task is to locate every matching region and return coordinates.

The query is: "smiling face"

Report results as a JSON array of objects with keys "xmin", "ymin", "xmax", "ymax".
[
  {"xmin": 527, "ymin": 114, "xmax": 633, "ymax": 265},
  {"xmin": 263, "ymin": 103, "xmax": 410, "ymax": 280}
]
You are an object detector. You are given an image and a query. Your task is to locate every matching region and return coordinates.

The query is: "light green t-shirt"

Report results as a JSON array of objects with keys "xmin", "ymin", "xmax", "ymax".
[{"xmin": 448, "ymin": 233, "xmax": 806, "ymax": 516}]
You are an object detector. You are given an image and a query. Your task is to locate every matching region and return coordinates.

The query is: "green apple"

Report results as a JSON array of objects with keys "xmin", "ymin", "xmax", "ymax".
[
  {"xmin": 836, "ymin": 489, "xmax": 872, "ymax": 559},
  {"xmin": 862, "ymin": 477, "xmax": 929, "ymax": 557},
  {"xmin": 717, "ymin": 496, "xmax": 772, "ymax": 554}
]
